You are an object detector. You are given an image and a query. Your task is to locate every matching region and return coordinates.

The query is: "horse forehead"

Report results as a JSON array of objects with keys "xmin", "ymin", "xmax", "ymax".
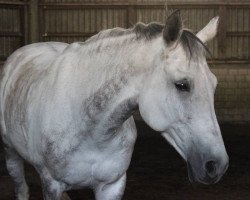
[
  {"xmin": 167, "ymin": 55, "xmax": 216, "ymax": 86},
  {"xmin": 166, "ymin": 46, "xmax": 195, "ymax": 71},
  {"xmin": 166, "ymin": 52, "xmax": 188, "ymax": 72},
  {"xmin": 168, "ymin": 45, "xmax": 187, "ymax": 60},
  {"xmin": 164, "ymin": 45, "xmax": 215, "ymax": 84}
]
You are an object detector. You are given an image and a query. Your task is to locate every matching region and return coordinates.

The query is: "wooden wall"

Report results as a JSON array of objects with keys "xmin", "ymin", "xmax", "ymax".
[
  {"xmin": 0, "ymin": 1, "xmax": 27, "ymax": 60},
  {"xmin": 0, "ymin": 0, "xmax": 250, "ymax": 62}
]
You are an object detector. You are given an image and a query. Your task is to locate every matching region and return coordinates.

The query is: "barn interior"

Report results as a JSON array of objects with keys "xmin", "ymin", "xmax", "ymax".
[{"xmin": 0, "ymin": 0, "xmax": 250, "ymax": 199}]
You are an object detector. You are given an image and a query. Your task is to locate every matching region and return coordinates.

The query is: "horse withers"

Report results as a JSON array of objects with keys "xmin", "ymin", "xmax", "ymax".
[{"xmin": 0, "ymin": 11, "xmax": 228, "ymax": 200}]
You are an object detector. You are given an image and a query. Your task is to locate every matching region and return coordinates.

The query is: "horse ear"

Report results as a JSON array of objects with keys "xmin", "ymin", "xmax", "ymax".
[
  {"xmin": 196, "ymin": 16, "xmax": 219, "ymax": 43},
  {"xmin": 163, "ymin": 10, "xmax": 182, "ymax": 46}
]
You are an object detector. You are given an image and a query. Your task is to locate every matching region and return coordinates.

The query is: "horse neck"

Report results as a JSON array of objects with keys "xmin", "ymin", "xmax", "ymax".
[{"xmin": 80, "ymin": 36, "xmax": 162, "ymax": 134}]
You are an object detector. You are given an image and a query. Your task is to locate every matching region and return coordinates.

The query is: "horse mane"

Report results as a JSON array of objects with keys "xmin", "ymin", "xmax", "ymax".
[
  {"xmin": 85, "ymin": 21, "xmax": 211, "ymax": 59},
  {"xmin": 133, "ymin": 22, "xmax": 211, "ymax": 58},
  {"xmin": 85, "ymin": 22, "xmax": 164, "ymax": 42}
]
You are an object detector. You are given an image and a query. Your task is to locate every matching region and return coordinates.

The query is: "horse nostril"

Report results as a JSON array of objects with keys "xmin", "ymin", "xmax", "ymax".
[{"xmin": 205, "ymin": 160, "xmax": 217, "ymax": 175}]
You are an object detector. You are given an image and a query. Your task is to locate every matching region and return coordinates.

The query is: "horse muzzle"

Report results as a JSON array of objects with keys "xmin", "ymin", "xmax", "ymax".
[{"xmin": 187, "ymin": 154, "xmax": 229, "ymax": 184}]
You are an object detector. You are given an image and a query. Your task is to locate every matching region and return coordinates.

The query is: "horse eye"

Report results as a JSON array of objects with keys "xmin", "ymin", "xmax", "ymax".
[{"xmin": 175, "ymin": 80, "xmax": 190, "ymax": 92}]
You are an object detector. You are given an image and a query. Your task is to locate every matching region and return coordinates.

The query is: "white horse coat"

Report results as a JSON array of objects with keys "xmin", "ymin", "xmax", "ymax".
[{"xmin": 0, "ymin": 11, "xmax": 228, "ymax": 200}]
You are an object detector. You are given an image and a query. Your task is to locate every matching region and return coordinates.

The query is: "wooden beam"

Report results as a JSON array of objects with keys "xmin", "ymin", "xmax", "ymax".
[
  {"xmin": 41, "ymin": 32, "xmax": 97, "ymax": 37},
  {"xmin": 208, "ymin": 60, "xmax": 250, "ymax": 64},
  {"xmin": 37, "ymin": 1, "xmax": 250, "ymax": 6},
  {"xmin": 29, "ymin": 0, "xmax": 39, "ymax": 43},
  {"xmin": 0, "ymin": 1, "xmax": 28, "ymax": 5},
  {"xmin": 227, "ymin": 31, "xmax": 250, "ymax": 36},
  {"xmin": 0, "ymin": 32, "xmax": 22, "ymax": 36}
]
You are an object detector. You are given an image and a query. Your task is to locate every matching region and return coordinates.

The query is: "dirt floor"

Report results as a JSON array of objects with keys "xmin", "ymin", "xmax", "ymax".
[{"xmin": 1, "ymin": 121, "xmax": 250, "ymax": 200}]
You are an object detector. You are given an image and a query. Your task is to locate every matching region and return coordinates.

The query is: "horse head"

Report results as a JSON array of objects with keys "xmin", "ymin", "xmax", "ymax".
[{"xmin": 139, "ymin": 11, "xmax": 229, "ymax": 184}]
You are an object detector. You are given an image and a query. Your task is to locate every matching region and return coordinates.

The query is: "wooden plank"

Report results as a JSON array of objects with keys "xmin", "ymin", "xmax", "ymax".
[
  {"xmin": 0, "ymin": 32, "xmax": 22, "ymax": 36},
  {"xmin": 23, "ymin": 4, "xmax": 28, "ymax": 44},
  {"xmin": 29, "ymin": 0, "xmax": 39, "ymax": 43},
  {"xmin": 227, "ymin": 31, "xmax": 250, "ymax": 36},
  {"xmin": 0, "ymin": 1, "xmax": 28, "ymax": 6},
  {"xmin": 39, "ymin": 5, "xmax": 45, "ymax": 41},
  {"xmin": 218, "ymin": 5, "xmax": 227, "ymax": 59},
  {"xmin": 127, "ymin": 5, "xmax": 136, "ymax": 27},
  {"xmin": 37, "ymin": 1, "xmax": 250, "ymax": 6},
  {"xmin": 42, "ymin": 32, "xmax": 97, "ymax": 37},
  {"xmin": 208, "ymin": 59, "xmax": 250, "ymax": 64}
]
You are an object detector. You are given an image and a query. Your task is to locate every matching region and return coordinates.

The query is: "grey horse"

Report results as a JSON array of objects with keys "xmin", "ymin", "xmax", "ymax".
[{"xmin": 0, "ymin": 11, "xmax": 228, "ymax": 200}]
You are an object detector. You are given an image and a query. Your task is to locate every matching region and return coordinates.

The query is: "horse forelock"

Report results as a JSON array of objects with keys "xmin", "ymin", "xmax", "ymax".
[{"xmin": 180, "ymin": 30, "xmax": 211, "ymax": 61}]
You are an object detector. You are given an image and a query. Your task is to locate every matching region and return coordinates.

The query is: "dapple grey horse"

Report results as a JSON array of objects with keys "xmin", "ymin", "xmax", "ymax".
[{"xmin": 0, "ymin": 11, "xmax": 228, "ymax": 200}]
